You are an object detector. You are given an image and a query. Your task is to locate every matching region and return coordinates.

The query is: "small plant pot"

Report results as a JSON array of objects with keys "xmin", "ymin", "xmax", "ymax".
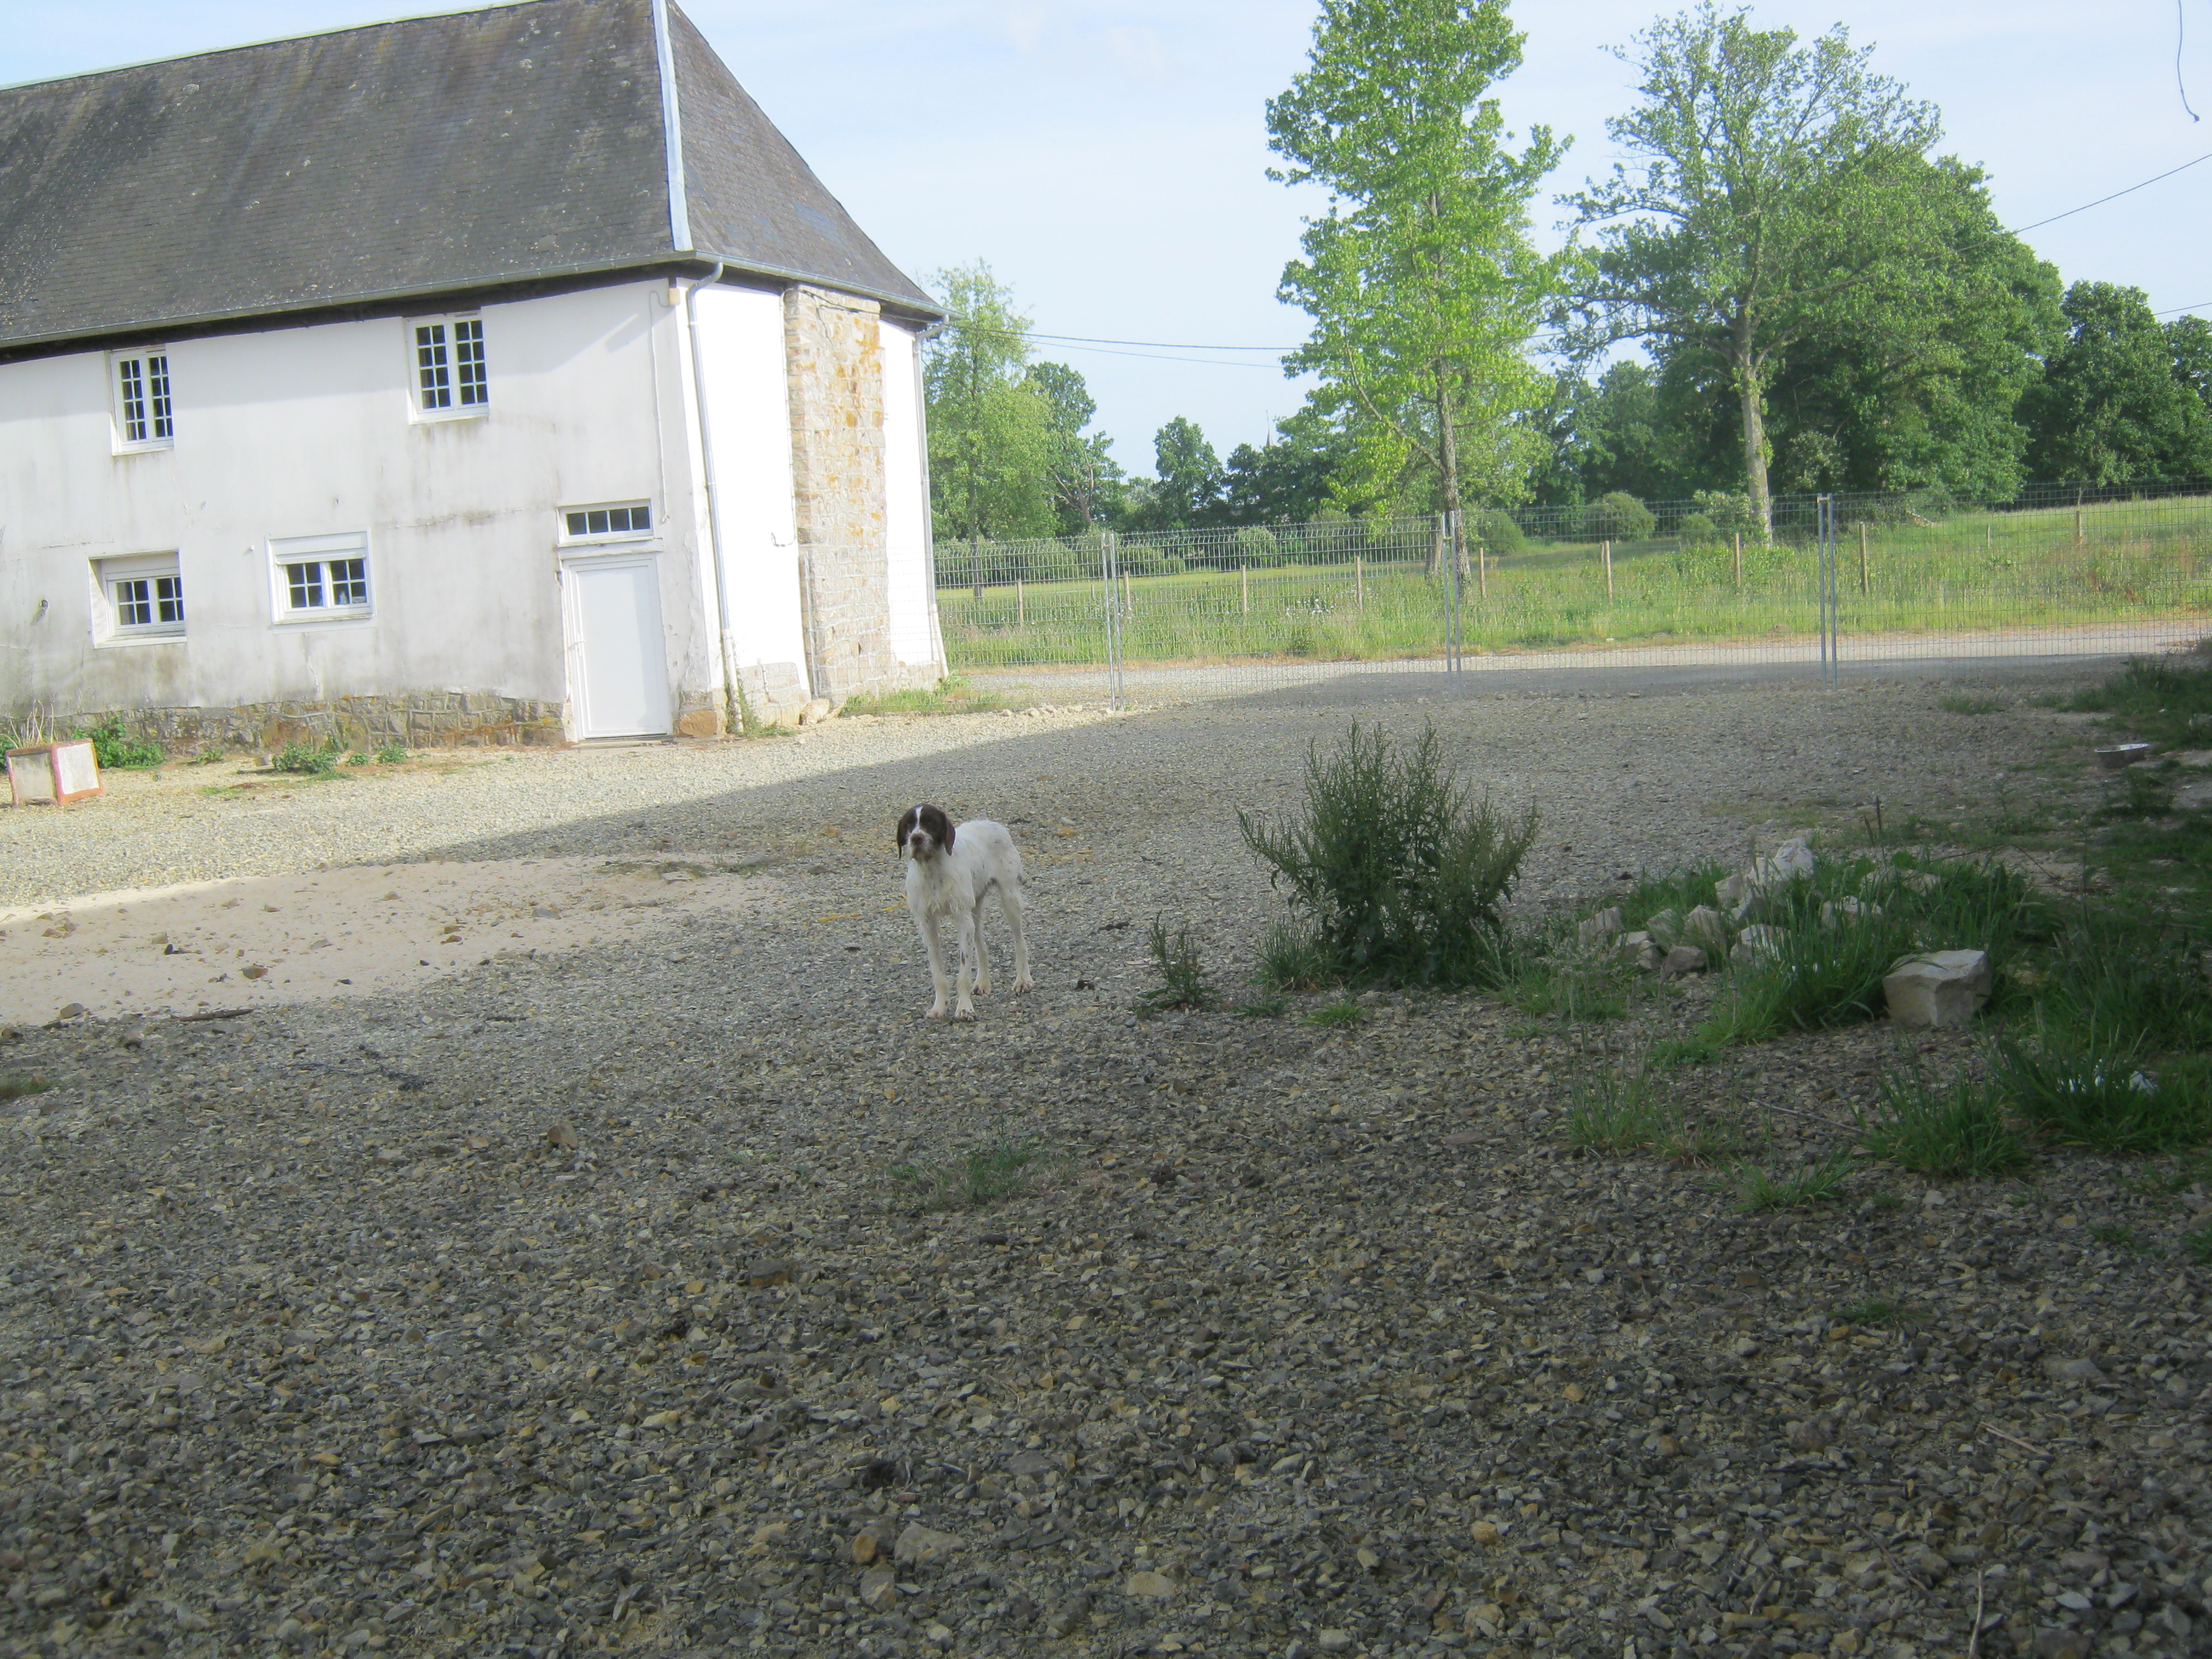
[{"xmin": 2096, "ymin": 742, "xmax": 2154, "ymax": 771}]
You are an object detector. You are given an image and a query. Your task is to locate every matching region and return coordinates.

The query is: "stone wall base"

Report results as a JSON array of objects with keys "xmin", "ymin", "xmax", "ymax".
[{"xmin": 70, "ymin": 692, "xmax": 566, "ymax": 755}]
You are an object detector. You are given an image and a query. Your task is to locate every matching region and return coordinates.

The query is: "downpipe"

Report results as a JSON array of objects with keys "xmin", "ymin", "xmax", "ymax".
[{"xmin": 680, "ymin": 261, "xmax": 739, "ymax": 730}]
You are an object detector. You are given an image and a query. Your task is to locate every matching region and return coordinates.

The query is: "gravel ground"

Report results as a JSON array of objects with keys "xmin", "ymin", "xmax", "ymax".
[{"xmin": 0, "ymin": 666, "xmax": 2205, "ymax": 1659}]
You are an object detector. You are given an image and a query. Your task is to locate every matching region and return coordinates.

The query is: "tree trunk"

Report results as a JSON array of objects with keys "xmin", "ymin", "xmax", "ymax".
[
  {"xmin": 1435, "ymin": 367, "xmax": 1466, "ymax": 582},
  {"xmin": 1732, "ymin": 315, "xmax": 1773, "ymax": 543}
]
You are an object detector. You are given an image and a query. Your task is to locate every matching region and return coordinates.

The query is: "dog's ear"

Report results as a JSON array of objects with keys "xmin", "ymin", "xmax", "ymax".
[
  {"xmin": 939, "ymin": 812, "xmax": 956, "ymax": 853},
  {"xmin": 896, "ymin": 806, "xmax": 916, "ymax": 852}
]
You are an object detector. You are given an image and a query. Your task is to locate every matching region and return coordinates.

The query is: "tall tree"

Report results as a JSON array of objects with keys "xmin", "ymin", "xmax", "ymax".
[
  {"xmin": 1267, "ymin": 0, "xmax": 1564, "ymax": 575},
  {"xmin": 1024, "ymin": 361, "xmax": 1125, "ymax": 532},
  {"xmin": 1221, "ymin": 404, "xmax": 1364, "ymax": 523},
  {"xmin": 2023, "ymin": 283, "xmax": 2212, "ymax": 485},
  {"xmin": 1563, "ymin": 2, "xmax": 1942, "ymax": 536},
  {"xmin": 923, "ymin": 263, "xmax": 1055, "ymax": 588},
  {"xmin": 1150, "ymin": 417, "xmax": 1225, "ymax": 528}
]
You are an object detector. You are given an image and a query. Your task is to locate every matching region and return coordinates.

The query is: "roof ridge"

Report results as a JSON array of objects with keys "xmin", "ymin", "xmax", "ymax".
[{"xmin": 0, "ymin": 0, "xmax": 559, "ymax": 95}]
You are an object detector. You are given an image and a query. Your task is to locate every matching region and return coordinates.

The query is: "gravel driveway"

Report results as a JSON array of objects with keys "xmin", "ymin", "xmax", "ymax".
[{"xmin": 0, "ymin": 665, "xmax": 2204, "ymax": 1659}]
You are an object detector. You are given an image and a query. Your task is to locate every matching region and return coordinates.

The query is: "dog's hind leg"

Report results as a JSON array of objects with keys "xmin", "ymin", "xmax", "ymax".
[
  {"xmin": 969, "ymin": 888, "xmax": 993, "ymax": 997},
  {"xmin": 999, "ymin": 880, "xmax": 1032, "ymax": 994}
]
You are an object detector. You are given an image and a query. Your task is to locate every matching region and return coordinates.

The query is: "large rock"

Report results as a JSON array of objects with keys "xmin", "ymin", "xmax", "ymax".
[
  {"xmin": 1714, "ymin": 871, "xmax": 1754, "ymax": 917},
  {"xmin": 1614, "ymin": 931, "xmax": 1660, "ymax": 973},
  {"xmin": 1576, "ymin": 907, "xmax": 1623, "ymax": 950},
  {"xmin": 1765, "ymin": 837, "xmax": 1815, "ymax": 882},
  {"xmin": 1643, "ymin": 907, "xmax": 1683, "ymax": 948},
  {"xmin": 1883, "ymin": 950, "xmax": 1992, "ymax": 1030},
  {"xmin": 1682, "ymin": 905, "xmax": 1731, "ymax": 953},
  {"xmin": 1732, "ymin": 923, "xmax": 1789, "ymax": 965},
  {"xmin": 1820, "ymin": 896, "xmax": 1882, "ymax": 927},
  {"xmin": 1658, "ymin": 944, "xmax": 1708, "ymax": 980},
  {"xmin": 894, "ymin": 1524, "xmax": 964, "ymax": 1567}
]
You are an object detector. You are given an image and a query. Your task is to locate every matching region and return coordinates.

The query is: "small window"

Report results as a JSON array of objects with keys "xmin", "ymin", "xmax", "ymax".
[
  {"xmin": 562, "ymin": 502, "xmax": 654, "ymax": 540},
  {"xmin": 94, "ymin": 554, "xmax": 186, "ymax": 640},
  {"xmin": 409, "ymin": 315, "xmax": 489, "ymax": 417},
  {"xmin": 111, "ymin": 350, "xmax": 175, "ymax": 451},
  {"xmin": 270, "ymin": 532, "xmax": 373, "ymax": 622}
]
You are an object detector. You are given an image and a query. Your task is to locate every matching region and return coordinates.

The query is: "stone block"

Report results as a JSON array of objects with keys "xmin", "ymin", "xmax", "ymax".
[
  {"xmin": 1614, "ymin": 931, "xmax": 1660, "ymax": 972},
  {"xmin": 1658, "ymin": 944, "xmax": 1708, "ymax": 979},
  {"xmin": 1575, "ymin": 907, "xmax": 1623, "ymax": 950},
  {"xmin": 1732, "ymin": 923, "xmax": 1788, "ymax": 966},
  {"xmin": 1682, "ymin": 905, "xmax": 1730, "ymax": 953},
  {"xmin": 675, "ymin": 709, "xmax": 721, "ymax": 739},
  {"xmin": 1644, "ymin": 906, "xmax": 1683, "ymax": 948},
  {"xmin": 1883, "ymin": 949, "xmax": 1992, "ymax": 1030}
]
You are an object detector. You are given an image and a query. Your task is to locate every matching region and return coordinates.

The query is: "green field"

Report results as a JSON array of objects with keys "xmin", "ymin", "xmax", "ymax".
[{"xmin": 935, "ymin": 495, "xmax": 2212, "ymax": 669}]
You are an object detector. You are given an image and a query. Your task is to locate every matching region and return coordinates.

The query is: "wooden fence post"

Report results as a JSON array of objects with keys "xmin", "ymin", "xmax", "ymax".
[
  {"xmin": 1016, "ymin": 575, "xmax": 1025, "ymax": 629},
  {"xmin": 1858, "ymin": 522, "xmax": 1869, "ymax": 595},
  {"xmin": 1240, "ymin": 565, "xmax": 1249, "ymax": 615},
  {"xmin": 1355, "ymin": 554, "xmax": 1366, "ymax": 612},
  {"xmin": 1603, "ymin": 538, "xmax": 1614, "ymax": 601},
  {"xmin": 1733, "ymin": 531, "xmax": 1742, "ymax": 588}
]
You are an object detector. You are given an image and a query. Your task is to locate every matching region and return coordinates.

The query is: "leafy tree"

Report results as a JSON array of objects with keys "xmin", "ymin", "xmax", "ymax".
[
  {"xmin": 1579, "ymin": 490, "xmax": 1658, "ymax": 541},
  {"xmin": 923, "ymin": 263, "xmax": 1056, "ymax": 587},
  {"xmin": 1023, "ymin": 361, "xmax": 1125, "ymax": 532},
  {"xmin": 2167, "ymin": 313, "xmax": 2212, "ymax": 419},
  {"xmin": 1268, "ymin": 0, "xmax": 1564, "ymax": 576},
  {"xmin": 1563, "ymin": 2, "xmax": 1943, "ymax": 537},
  {"xmin": 2024, "ymin": 283, "xmax": 2212, "ymax": 485},
  {"xmin": 1221, "ymin": 404, "xmax": 1364, "ymax": 524},
  {"xmin": 1750, "ymin": 156, "xmax": 2060, "ymax": 500},
  {"xmin": 1149, "ymin": 416, "xmax": 1225, "ymax": 528}
]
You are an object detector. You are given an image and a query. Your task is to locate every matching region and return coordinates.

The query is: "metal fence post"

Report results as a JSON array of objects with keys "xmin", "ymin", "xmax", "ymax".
[
  {"xmin": 1446, "ymin": 509, "xmax": 1462, "ymax": 685},
  {"xmin": 1817, "ymin": 494, "xmax": 1838, "ymax": 687},
  {"xmin": 1102, "ymin": 531, "xmax": 1124, "ymax": 711}
]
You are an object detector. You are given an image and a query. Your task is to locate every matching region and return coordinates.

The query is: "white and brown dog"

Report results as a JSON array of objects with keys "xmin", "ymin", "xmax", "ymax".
[{"xmin": 896, "ymin": 803, "xmax": 1031, "ymax": 1020}]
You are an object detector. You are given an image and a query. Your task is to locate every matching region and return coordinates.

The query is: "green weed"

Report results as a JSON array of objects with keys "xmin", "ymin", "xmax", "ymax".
[
  {"xmin": 374, "ymin": 741, "xmax": 407, "ymax": 765},
  {"xmin": 2066, "ymin": 655, "xmax": 2212, "ymax": 751},
  {"xmin": 270, "ymin": 738, "xmax": 342, "ymax": 777},
  {"xmin": 1857, "ymin": 1069, "xmax": 2028, "ymax": 1178},
  {"xmin": 1729, "ymin": 1153, "xmax": 1854, "ymax": 1212},
  {"xmin": 2088, "ymin": 1222, "xmax": 2157, "ymax": 1252},
  {"xmin": 1661, "ymin": 1116, "xmax": 1749, "ymax": 1167},
  {"xmin": 1564, "ymin": 1068, "xmax": 1667, "ymax": 1153},
  {"xmin": 1233, "ymin": 995, "xmax": 1289, "ymax": 1019},
  {"xmin": 1997, "ymin": 1034, "xmax": 2212, "ymax": 1155},
  {"xmin": 2185, "ymin": 1225, "xmax": 2212, "ymax": 1264},
  {"xmin": 1140, "ymin": 916, "xmax": 1216, "ymax": 1012},
  {"xmin": 0, "ymin": 1076, "xmax": 54, "ymax": 1104},
  {"xmin": 887, "ymin": 1139, "xmax": 1038, "ymax": 1212},
  {"xmin": 75, "ymin": 719, "xmax": 164, "ymax": 769},
  {"xmin": 841, "ymin": 675, "xmax": 1016, "ymax": 718},
  {"xmin": 1304, "ymin": 1000, "xmax": 1366, "ymax": 1029},
  {"xmin": 1240, "ymin": 721, "xmax": 1535, "ymax": 990},
  {"xmin": 1256, "ymin": 917, "xmax": 1336, "ymax": 993}
]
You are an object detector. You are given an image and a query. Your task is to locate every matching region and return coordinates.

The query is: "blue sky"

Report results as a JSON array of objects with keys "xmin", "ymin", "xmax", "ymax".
[{"xmin": 9, "ymin": 1, "xmax": 2212, "ymax": 474}]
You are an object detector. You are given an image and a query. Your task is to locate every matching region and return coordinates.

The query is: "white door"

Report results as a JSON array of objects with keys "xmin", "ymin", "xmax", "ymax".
[{"xmin": 564, "ymin": 558, "xmax": 670, "ymax": 737}]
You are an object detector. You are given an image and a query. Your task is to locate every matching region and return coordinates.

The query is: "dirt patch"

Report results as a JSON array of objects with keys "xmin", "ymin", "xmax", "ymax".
[{"xmin": 0, "ymin": 854, "xmax": 780, "ymax": 1027}]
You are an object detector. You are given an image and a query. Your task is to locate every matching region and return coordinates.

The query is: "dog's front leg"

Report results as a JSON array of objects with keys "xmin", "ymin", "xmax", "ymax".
[
  {"xmin": 970, "ymin": 893, "xmax": 992, "ymax": 997},
  {"xmin": 917, "ymin": 911, "xmax": 953, "ymax": 1019},
  {"xmin": 952, "ymin": 911, "xmax": 979, "ymax": 1021}
]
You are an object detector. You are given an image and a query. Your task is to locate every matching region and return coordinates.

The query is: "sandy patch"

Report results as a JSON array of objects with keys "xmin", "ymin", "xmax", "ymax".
[{"xmin": 0, "ymin": 853, "xmax": 781, "ymax": 1027}]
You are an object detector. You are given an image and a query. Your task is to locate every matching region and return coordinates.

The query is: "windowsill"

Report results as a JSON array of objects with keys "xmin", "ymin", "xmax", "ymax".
[
  {"xmin": 113, "ymin": 441, "xmax": 175, "ymax": 457},
  {"xmin": 96, "ymin": 629, "xmax": 187, "ymax": 648},
  {"xmin": 412, "ymin": 406, "xmax": 489, "ymax": 426},
  {"xmin": 560, "ymin": 535, "xmax": 660, "ymax": 552},
  {"xmin": 275, "ymin": 611, "xmax": 375, "ymax": 627}
]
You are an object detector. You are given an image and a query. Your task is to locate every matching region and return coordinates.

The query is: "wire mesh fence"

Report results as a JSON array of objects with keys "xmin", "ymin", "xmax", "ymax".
[{"xmin": 932, "ymin": 483, "xmax": 2212, "ymax": 703}]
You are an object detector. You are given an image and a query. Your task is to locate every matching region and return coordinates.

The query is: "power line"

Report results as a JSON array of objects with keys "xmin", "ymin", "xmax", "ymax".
[
  {"xmin": 2157, "ymin": 299, "xmax": 2212, "ymax": 317},
  {"xmin": 2006, "ymin": 149, "xmax": 2212, "ymax": 235},
  {"xmin": 1024, "ymin": 330, "xmax": 1296, "ymax": 352}
]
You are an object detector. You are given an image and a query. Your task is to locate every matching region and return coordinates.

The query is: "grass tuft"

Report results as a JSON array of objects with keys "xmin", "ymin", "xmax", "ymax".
[
  {"xmin": 1139, "ymin": 916, "xmax": 1216, "ymax": 1011},
  {"xmin": 1858, "ymin": 1068, "xmax": 2028, "ymax": 1177},
  {"xmin": 840, "ymin": 675, "xmax": 1017, "ymax": 718},
  {"xmin": 1996, "ymin": 1033, "xmax": 2212, "ymax": 1155},
  {"xmin": 1256, "ymin": 916, "xmax": 1335, "ymax": 993},
  {"xmin": 1729, "ymin": 1152, "xmax": 1854, "ymax": 1211},
  {"xmin": 1304, "ymin": 999, "xmax": 1366, "ymax": 1029},
  {"xmin": 888, "ymin": 1139, "xmax": 1037, "ymax": 1212},
  {"xmin": 0, "ymin": 1076, "xmax": 55, "ymax": 1104}
]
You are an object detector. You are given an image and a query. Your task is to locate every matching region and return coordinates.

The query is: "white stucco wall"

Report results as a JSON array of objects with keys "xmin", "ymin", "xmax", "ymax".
[
  {"xmin": 0, "ymin": 280, "xmax": 716, "ymax": 732},
  {"xmin": 687, "ymin": 281, "xmax": 806, "ymax": 699},
  {"xmin": 878, "ymin": 320, "xmax": 941, "ymax": 671}
]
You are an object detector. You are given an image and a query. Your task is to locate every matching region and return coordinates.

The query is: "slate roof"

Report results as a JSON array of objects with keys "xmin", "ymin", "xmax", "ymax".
[{"xmin": 0, "ymin": 0, "xmax": 937, "ymax": 354}]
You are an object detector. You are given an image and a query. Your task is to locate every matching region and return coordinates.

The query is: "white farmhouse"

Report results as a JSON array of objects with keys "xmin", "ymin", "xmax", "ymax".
[{"xmin": 0, "ymin": 0, "xmax": 945, "ymax": 748}]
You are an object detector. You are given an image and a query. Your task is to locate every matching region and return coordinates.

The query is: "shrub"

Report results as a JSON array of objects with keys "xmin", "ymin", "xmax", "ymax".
[
  {"xmin": 1469, "ymin": 508, "xmax": 1525, "ymax": 557},
  {"xmin": 1232, "ymin": 526, "xmax": 1281, "ymax": 566},
  {"xmin": 270, "ymin": 738, "xmax": 341, "ymax": 776},
  {"xmin": 374, "ymin": 742, "xmax": 408, "ymax": 764},
  {"xmin": 1141, "ymin": 916, "xmax": 1216, "ymax": 1011},
  {"xmin": 1675, "ymin": 511, "xmax": 1717, "ymax": 542},
  {"xmin": 1996, "ymin": 1033, "xmax": 2212, "ymax": 1155},
  {"xmin": 1579, "ymin": 491, "xmax": 1658, "ymax": 543},
  {"xmin": 75, "ymin": 719, "xmax": 164, "ymax": 769},
  {"xmin": 1240, "ymin": 722, "xmax": 1537, "ymax": 988},
  {"xmin": 1858, "ymin": 1070, "xmax": 2027, "ymax": 1177}
]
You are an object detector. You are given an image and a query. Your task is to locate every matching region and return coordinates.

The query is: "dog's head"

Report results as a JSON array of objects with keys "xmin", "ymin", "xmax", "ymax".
[{"xmin": 897, "ymin": 803, "xmax": 955, "ymax": 862}]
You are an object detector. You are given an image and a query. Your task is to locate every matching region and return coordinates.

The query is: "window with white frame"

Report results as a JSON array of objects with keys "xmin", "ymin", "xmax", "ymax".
[
  {"xmin": 111, "ymin": 350, "xmax": 175, "ymax": 449},
  {"xmin": 93, "ymin": 554, "xmax": 186, "ymax": 640},
  {"xmin": 561, "ymin": 501, "xmax": 654, "ymax": 540},
  {"xmin": 409, "ymin": 314, "xmax": 489, "ymax": 415},
  {"xmin": 270, "ymin": 532, "xmax": 373, "ymax": 621}
]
